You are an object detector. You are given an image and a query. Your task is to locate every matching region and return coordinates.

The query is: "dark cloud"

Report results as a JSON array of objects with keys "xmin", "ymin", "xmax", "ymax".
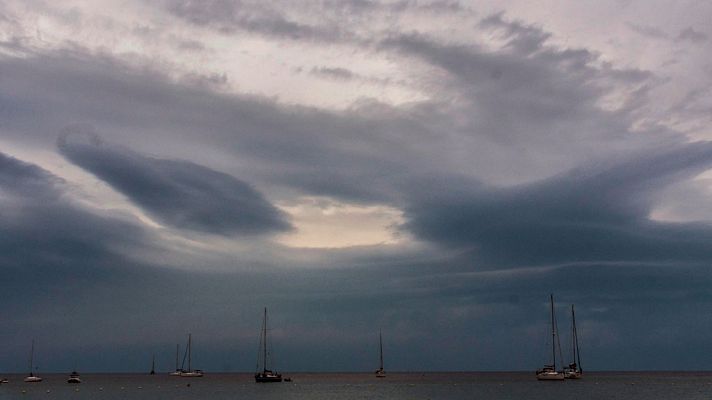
[
  {"xmin": 404, "ymin": 143, "xmax": 712, "ymax": 268},
  {"xmin": 310, "ymin": 66, "xmax": 356, "ymax": 80},
  {"xmin": 57, "ymin": 125, "xmax": 292, "ymax": 236},
  {"xmin": 0, "ymin": 151, "xmax": 151, "ymax": 278},
  {"xmin": 0, "ymin": 151, "xmax": 159, "ymax": 345}
]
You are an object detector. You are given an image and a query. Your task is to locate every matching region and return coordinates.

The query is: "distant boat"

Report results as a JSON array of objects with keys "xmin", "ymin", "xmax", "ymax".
[
  {"xmin": 375, "ymin": 330, "xmax": 386, "ymax": 378},
  {"xmin": 536, "ymin": 294, "xmax": 565, "ymax": 381},
  {"xmin": 150, "ymin": 354, "xmax": 156, "ymax": 375},
  {"xmin": 0, "ymin": 378, "xmax": 8, "ymax": 384},
  {"xmin": 23, "ymin": 340, "xmax": 42, "ymax": 383},
  {"xmin": 67, "ymin": 371, "xmax": 81, "ymax": 384},
  {"xmin": 564, "ymin": 304, "xmax": 583, "ymax": 379},
  {"xmin": 169, "ymin": 344, "xmax": 182, "ymax": 376},
  {"xmin": 255, "ymin": 307, "xmax": 283, "ymax": 383},
  {"xmin": 178, "ymin": 334, "xmax": 204, "ymax": 377}
]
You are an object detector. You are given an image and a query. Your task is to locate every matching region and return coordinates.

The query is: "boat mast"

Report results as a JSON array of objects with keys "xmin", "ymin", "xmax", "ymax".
[
  {"xmin": 379, "ymin": 331, "xmax": 384, "ymax": 370},
  {"xmin": 263, "ymin": 307, "xmax": 268, "ymax": 372},
  {"xmin": 28, "ymin": 340, "xmax": 35, "ymax": 376},
  {"xmin": 175, "ymin": 344, "xmax": 180, "ymax": 371},
  {"xmin": 150, "ymin": 354, "xmax": 155, "ymax": 375},
  {"xmin": 572, "ymin": 304, "xmax": 582, "ymax": 372},
  {"xmin": 549, "ymin": 294, "xmax": 556, "ymax": 370},
  {"xmin": 187, "ymin": 334, "xmax": 192, "ymax": 372}
]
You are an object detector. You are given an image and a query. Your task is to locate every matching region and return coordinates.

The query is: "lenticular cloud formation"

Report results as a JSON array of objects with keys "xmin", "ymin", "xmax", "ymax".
[{"xmin": 58, "ymin": 124, "xmax": 292, "ymax": 236}]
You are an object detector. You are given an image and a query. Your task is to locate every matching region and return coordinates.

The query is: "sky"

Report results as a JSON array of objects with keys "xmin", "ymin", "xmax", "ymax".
[{"xmin": 1, "ymin": 0, "xmax": 712, "ymax": 373}]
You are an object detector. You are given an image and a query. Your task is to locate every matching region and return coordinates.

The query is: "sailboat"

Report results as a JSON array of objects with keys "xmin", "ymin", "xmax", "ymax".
[
  {"xmin": 149, "ymin": 354, "xmax": 156, "ymax": 375},
  {"xmin": 564, "ymin": 304, "xmax": 583, "ymax": 379},
  {"xmin": 179, "ymin": 334, "xmax": 204, "ymax": 377},
  {"xmin": 23, "ymin": 340, "xmax": 42, "ymax": 383},
  {"xmin": 536, "ymin": 294, "xmax": 565, "ymax": 380},
  {"xmin": 375, "ymin": 330, "xmax": 386, "ymax": 378},
  {"xmin": 169, "ymin": 344, "xmax": 182, "ymax": 376},
  {"xmin": 255, "ymin": 307, "xmax": 283, "ymax": 382}
]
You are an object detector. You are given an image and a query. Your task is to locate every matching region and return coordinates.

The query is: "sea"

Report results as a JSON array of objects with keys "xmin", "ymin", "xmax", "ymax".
[{"xmin": 1, "ymin": 371, "xmax": 712, "ymax": 400}]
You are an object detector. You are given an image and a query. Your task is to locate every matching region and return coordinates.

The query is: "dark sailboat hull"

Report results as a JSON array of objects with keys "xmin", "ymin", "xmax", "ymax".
[{"xmin": 255, "ymin": 373, "xmax": 283, "ymax": 382}]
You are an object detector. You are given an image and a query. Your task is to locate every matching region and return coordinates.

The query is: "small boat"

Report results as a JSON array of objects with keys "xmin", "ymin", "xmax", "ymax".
[
  {"xmin": 255, "ymin": 307, "xmax": 283, "ymax": 383},
  {"xmin": 67, "ymin": 371, "xmax": 81, "ymax": 384},
  {"xmin": 178, "ymin": 334, "xmax": 204, "ymax": 377},
  {"xmin": 536, "ymin": 294, "xmax": 565, "ymax": 381},
  {"xmin": 375, "ymin": 330, "xmax": 386, "ymax": 378},
  {"xmin": 564, "ymin": 304, "xmax": 583, "ymax": 379},
  {"xmin": 23, "ymin": 340, "xmax": 43, "ymax": 383},
  {"xmin": 0, "ymin": 378, "xmax": 9, "ymax": 384}
]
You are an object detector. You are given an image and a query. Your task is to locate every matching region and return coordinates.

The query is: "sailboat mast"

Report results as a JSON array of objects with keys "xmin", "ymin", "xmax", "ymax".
[
  {"xmin": 175, "ymin": 344, "xmax": 179, "ymax": 371},
  {"xmin": 263, "ymin": 307, "xmax": 268, "ymax": 372},
  {"xmin": 572, "ymin": 304, "xmax": 582, "ymax": 371},
  {"xmin": 379, "ymin": 331, "xmax": 384, "ymax": 370},
  {"xmin": 187, "ymin": 334, "xmax": 192, "ymax": 372},
  {"xmin": 29, "ymin": 340, "xmax": 35, "ymax": 376},
  {"xmin": 570, "ymin": 305, "xmax": 576, "ymax": 365},
  {"xmin": 549, "ymin": 294, "xmax": 556, "ymax": 370}
]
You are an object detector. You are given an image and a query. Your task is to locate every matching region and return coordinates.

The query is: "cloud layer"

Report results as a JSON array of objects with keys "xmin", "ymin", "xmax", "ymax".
[
  {"xmin": 1, "ymin": 0, "xmax": 712, "ymax": 373},
  {"xmin": 58, "ymin": 124, "xmax": 291, "ymax": 236}
]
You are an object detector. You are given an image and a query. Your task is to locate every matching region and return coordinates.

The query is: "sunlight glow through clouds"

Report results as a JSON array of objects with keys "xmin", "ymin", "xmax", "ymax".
[{"xmin": 277, "ymin": 197, "xmax": 407, "ymax": 248}]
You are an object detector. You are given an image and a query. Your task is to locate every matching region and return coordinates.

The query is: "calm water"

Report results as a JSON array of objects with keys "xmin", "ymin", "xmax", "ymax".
[{"xmin": 2, "ymin": 372, "xmax": 712, "ymax": 399}]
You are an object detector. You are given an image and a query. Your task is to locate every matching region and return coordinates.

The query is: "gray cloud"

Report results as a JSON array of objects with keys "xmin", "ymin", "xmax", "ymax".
[
  {"xmin": 57, "ymin": 125, "xmax": 292, "ymax": 236},
  {"xmin": 0, "ymin": 150, "xmax": 156, "ymax": 320},
  {"xmin": 480, "ymin": 12, "xmax": 553, "ymax": 54},
  {"xmin": 626, "ymin": 22, "xmax": 670, "ymax": 40},
  {"xmin": 626, "ymin": 23, "xmax": 708, "ymax": 45},
  {"xmin": 310, "ymin": 66, "xmax": 356, "ymax": 80},
  {"xmin": 164, "ymin": 0, "xmax": 354, "ymax": 42},
  {"xmin": 676, "ymin": 27, "xmax": 708, "ymax": 44}
]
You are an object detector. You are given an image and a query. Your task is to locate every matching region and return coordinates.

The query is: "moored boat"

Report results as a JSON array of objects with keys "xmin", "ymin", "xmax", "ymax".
[
  {"xmin": 564, "ymin": 304, "xmax": 583, "ymax": 379},
  {"xmin": 178, "ymin": 334, "xmax": 204, "ymax": 377},
  {"xmin": 23, "ymin": 340, "xmax": 42, "ymax": 383},
  {"xmin": 375, "ymin": 330, "xmax": 386, "ymax": 378},
  {"xmin": 255, "ymin": 307, "xmax": 283, "ymax": 383},
  {"xmin": 536, "ymin": 294, "xmax": 565, "ymax": 381}
]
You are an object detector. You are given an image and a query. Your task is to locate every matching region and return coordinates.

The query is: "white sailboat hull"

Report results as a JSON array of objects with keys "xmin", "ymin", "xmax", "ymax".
[
  {"xmin": 536, "ymin": 371, "xmax": 565, "ymax": 380},
  {"xmin": 24, "ymin": 376, "xmax": 42, "ymax": 383},
  {"xmin": 179, "ymin": 371, "xmax": 204, "ymax": 377}
]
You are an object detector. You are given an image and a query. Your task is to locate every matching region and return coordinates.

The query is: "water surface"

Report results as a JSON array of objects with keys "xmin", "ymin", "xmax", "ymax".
[{"xmin": 1, "ymin": 371, "xmax": 711, "ymax": 399}]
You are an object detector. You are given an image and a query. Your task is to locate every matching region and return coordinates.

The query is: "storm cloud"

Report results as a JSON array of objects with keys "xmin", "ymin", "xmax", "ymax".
[
  {"xmin": 405, "ymin": 143, "xmax": 712, "ymax": 268},
  {"xmin": 58, "ymin": 125, "xmax": 291, "ymax": 236}
]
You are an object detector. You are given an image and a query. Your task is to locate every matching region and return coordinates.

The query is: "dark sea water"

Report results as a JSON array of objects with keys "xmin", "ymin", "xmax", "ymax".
[{"xmin": 2, "ymin": 372, "xmax": 712, "ymax": 400}]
